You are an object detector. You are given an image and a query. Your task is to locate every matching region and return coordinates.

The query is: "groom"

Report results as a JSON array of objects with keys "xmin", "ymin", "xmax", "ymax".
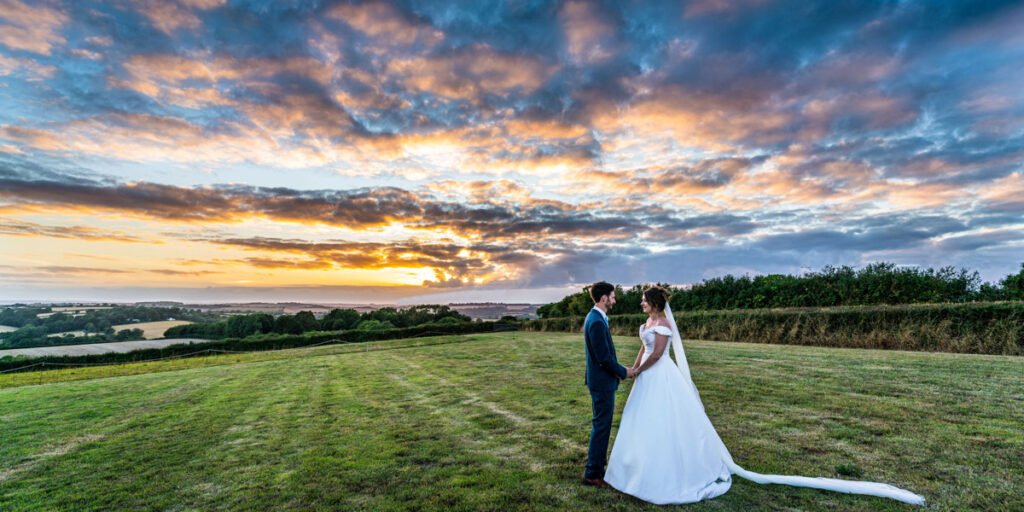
[{"xmin": 582, "ymin": 281, "xmax": 635, "ymax": 488}]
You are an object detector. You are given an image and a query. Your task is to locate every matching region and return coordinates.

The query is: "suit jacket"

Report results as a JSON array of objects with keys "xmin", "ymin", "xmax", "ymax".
[{"xmin": 584, "ymin": 308, "xmax": 628, "ymax": 391}]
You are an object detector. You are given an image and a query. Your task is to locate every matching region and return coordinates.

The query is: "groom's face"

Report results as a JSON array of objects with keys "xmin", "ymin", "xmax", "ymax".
[{"xmin": 606, "ymin": 291, "xmax": 616, "ymax": 309}]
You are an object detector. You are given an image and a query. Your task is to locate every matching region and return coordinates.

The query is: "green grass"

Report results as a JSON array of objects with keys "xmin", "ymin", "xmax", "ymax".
[{"xmin": 1, "ymin": 332, "xmax": 1021, "ymax": 511}]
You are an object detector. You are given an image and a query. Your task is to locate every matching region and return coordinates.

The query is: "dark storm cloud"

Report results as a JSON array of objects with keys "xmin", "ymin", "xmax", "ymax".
[
  {"xmin": 755, "ymin": 214, "xmax": 971, "ymax": 253},
  {"xmin": 936, "ymin": 230, "xmax": 1024, "ymax": 252},
  {"xmin": 0, "ymin": 163, "xmax": 665, "ymax": 238}
]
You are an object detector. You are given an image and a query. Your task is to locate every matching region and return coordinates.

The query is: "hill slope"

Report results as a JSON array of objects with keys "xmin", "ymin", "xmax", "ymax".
[{"xmin": 1, "ymin": 332, "xmax": 1021, "ymax": 511}]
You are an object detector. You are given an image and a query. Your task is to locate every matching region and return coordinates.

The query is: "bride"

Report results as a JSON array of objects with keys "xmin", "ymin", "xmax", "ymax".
[{"xmin": 603, "ymin": 286, "xmax": 925, "ymax": 506}]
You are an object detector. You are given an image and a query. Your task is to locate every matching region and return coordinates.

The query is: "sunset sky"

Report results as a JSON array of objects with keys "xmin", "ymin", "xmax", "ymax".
[{"xmin": 1, "ymin": 0, "xmax": 1022, "ymax": 304}]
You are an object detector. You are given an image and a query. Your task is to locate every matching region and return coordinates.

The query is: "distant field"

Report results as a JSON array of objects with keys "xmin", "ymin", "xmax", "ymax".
[
  {"xmin": 0, "ymin": 332, "xmax": 1020, "ymax": 511},
  {"xmin": 43, "ymin": 321, "xmax": 192, "ymax": 340},
  {"xmin": 0, "ymin": 325, "xmax": 17, "ymax": 333},
  {"xmin": 113, "ymin": 320, "xmax": 192, "ymax": 339},
  {"xmin": 0, "ymin": 338, "xmax": 208, "ymax": 359},
  {"xmin": 37, "ymin": 307, "xmax": 113, "ymax": 319}
]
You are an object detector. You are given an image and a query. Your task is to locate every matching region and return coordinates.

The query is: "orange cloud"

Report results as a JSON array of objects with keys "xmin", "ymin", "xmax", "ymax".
[
  {"xmin": 880, "ymin": 182, "xmax": 967, "ymax": 209},
  {"xmin": 206, "ymin": 236, "xmax": 531, "ymax": 286},
  {"xmin": 423, "ymin": 179, "xmax": 535, "ymax": 204},
  {"xmin": 134, "ymin": 0, "xmax": 202, "ymax": 34},
  {"xmin": 0, "ymin": 217, "xmax": 148, "ymax": 243},
  {"xmin": 0, "ymin": 54, "xmax": 56, "ymax": 80},
  {"xmin": 0, "ymin": 0, "xmax": 68, "ymax": 55},
  {"xmin": 327, "ymin": 1, "xmax": 443, "ymax": 48},
  {"xmin": 179, "ymin": 0, "xmax": 224, "ymax": 8},
  {"xmin": 0, "ymin": 107, "xmax": 353, "ymax": 169},
  {"xmin": 978, "ymin": 171, "xmax": 1024, "ymax": 206},
  {"xmin": 113, "ymin": 53, "xmax": 334, "ymax": 108},
  {"xmin": 500, "ymin": 118, "xmax": 591, "ymax": 141},
  {"xmin": 590, "ymin": 86, "xmax": 793, "ymax": 153},
  {"xmin": 0, "ymin": 125, "xmax": 68, "ymax": 151},
  {"xmin": 559, "ymin": 0, "xmax": 616, "ymax": 64},
  {"xmin": 714, "ymin": 168, "xmax": 836, "ymax": 208},
  {"xmin": 386, "ymin": 44, "xmax": 555, "ymax": 100}
]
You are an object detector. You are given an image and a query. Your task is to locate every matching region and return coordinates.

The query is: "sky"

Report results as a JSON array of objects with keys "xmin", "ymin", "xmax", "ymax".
[{"xmin": 0, "ymin": 0, "xmax": 1022, "ymax": 305}]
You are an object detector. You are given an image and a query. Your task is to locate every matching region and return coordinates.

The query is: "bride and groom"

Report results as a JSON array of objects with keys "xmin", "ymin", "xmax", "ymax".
[{"xmin": 581, "ymin": 281, "xmax": 926, "ymax": 506}]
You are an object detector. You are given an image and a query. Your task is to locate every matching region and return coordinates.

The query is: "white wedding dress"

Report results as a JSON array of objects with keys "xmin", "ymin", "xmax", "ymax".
[{"xmin": 603, "ymin": 304, "xmax": 925, "ymax": 506}]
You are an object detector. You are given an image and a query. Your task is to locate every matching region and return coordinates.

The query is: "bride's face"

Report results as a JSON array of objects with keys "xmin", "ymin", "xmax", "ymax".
[{"xmin": 640, "ymin": 295, "xmax": 650, "ymax": 313}]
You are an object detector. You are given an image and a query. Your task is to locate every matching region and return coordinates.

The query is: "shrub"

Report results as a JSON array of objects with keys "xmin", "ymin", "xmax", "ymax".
[{"xmin": 522, "ymin": 302, "xmax": 1024, "ymax": 356}]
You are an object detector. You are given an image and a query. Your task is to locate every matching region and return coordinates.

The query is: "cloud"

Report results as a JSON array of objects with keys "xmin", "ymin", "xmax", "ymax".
[
  {"xmin": 327, "ymin": 1, "xmax": 443, "ymax": 49},
  {"xmin": 0, "ymin": 166, "xmax": 649, "ymax": 242},
  {"xmin": 0, "ymin": 54, "xmax": 57, "ymax": 80},
  {"xmin": 0, "ymin": 0, "xmax": 68, "ymax": 55},
  {"xmin": 179, "ymin": 235, "xmax": 565, "ymax": 288},
  {"xmin": 559, "ymin": 0, "xmax": 618, "ymax": 65},
  {"xmin": 0, "ymin": 217, "xmax": 146, "ymax": 243},
  {"xmin": 146, "ymin": 268, "xmax": 223, "ymax": 276},
  {"xmin": 384, "ymin": 43, "xmax": 556, "ymax": 100},
  {"xmin": 754, "ymin": 214, "xmax": 970, "ymax": 253},
  {"xmin": 1, "ymin": 0, "xmax": 1023, "ymax": 295},
  {"xmin": 35, "ymin": 265, "xmax": 133, "ymax": 275},
  {"xmin": 133, "ymin": 0, "xmax": 202, "ymax": 34},
  {"xmin": 936, "ymin": 229, "xmax": 1024, "ymax": 252}
]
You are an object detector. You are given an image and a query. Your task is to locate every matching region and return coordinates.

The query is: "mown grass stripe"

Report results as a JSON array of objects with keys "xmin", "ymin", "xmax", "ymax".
[{"xmin": 1, "ymin": 332, "xmax": 1021, "ymax": 511}]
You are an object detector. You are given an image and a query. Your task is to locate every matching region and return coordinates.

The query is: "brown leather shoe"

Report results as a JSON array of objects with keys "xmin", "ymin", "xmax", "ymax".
[{"xmin": 582, "ymin": 477, "xmax": 608, "ymax": 488}]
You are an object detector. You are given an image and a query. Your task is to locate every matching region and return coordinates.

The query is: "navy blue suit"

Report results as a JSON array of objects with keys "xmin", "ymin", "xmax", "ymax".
[{"xmin": 583, "ymin": 308, "xmax": 628, "ymax": 480}]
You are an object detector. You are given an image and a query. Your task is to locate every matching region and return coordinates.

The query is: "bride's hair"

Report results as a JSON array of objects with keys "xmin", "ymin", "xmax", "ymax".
[{"xmin": 643, "ymin": 286, "xmax": 671, "ymax": 314}]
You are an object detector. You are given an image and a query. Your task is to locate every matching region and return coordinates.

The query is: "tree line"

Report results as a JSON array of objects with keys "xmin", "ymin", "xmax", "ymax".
[
  {"xmin": 0, "ymin": 327, "xmax": 147, "ymax": 350},
  {"xmin": 537, "ymin": 262, "xmax": 1024, "ymax": 318},
  {"xmin": 164, "ymin": 305, "xmax": 472, "ymax": 339},
  {"xmin": 0, "ymin": 306, "xmax": 217, "ymax": 335},
  {"xmin": 0, "ymin": 306, "xmax": 220, "ymax": 349}
]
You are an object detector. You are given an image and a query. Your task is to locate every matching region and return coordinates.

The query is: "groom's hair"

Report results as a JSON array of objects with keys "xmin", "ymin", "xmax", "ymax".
[{"xmin": 589, "ymin": 281, "xmax": 615, "ymax": 303}]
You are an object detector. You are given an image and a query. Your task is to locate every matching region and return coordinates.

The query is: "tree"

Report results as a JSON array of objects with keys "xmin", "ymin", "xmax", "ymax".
[
  {"xmin": 355, "ymin": 319, "xmax": 394, "ymax": 331},
  {"xmin": 535, "ymin": 261, "xmax": 1007, "ymax": 317},
  {"xmin": 253, "ymin": 313, "xmax": 275, "ymax": 334},
  {"xmin": 322, "ymin": 308, "xmax": 361, "ymax": 330},
  {"xmin": 273, "ymin": 315, "xmax": 302, "ymax": 335},
  {"xmin": 1000, "ymin": 263, "xmax": 1024, "ymax": 300},
  {"xmin": 225, "ymin": 313, "xmax": 276, "ymax": 338},
  {"xmin": 113, "ymin": 328, "xmax": 145, "ymax": 341},
  {"xmin": 293, "ymin": 311, "xmax": 320, "ymax": 332}
]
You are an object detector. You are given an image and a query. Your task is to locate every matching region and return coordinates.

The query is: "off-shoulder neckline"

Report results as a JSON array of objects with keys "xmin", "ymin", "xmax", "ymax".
[{"xmin": 641, "ymin": 324, "xmax": 671, "ymax": 333}]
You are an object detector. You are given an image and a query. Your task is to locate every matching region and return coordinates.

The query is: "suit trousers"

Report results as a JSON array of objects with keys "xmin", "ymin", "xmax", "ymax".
[{"xmin": 584, "ymin": 387, "xmax": 616, "ymax": 479}]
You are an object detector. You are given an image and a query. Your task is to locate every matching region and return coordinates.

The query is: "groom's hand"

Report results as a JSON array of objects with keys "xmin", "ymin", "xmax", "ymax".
[{"xmin": 626, "ymin": 367, "xmax": 636, "ymax": 379}]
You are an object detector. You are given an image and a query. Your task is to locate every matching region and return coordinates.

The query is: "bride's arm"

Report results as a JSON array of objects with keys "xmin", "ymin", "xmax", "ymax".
[
  {"xmin": 631, "ymin": 346, "xmax": 644, "ymax": 369},
  {"xmin": 634, "ymin": 333, "xmax": 669, "ymax": 375}
]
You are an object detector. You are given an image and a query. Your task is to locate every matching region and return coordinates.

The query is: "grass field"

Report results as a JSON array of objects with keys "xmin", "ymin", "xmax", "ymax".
[{"xmin": 1, "ymin": 332, "xmax": 1021, "ymax": 511}]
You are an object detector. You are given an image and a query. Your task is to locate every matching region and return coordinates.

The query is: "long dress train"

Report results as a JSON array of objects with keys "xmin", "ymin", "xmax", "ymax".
[{"xmin": 603, "ymin": 311, "xmax": 925, "ymax": 506}]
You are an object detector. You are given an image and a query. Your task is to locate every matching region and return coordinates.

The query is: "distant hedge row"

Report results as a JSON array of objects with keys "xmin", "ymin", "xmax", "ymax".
[
  {"xmin": 0, "ymin": 321, "xmax": 514, "ymax": 373},
  {"xmin": 522, "ymin": 302, "xmax": 1024, "ymax": 355}
]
